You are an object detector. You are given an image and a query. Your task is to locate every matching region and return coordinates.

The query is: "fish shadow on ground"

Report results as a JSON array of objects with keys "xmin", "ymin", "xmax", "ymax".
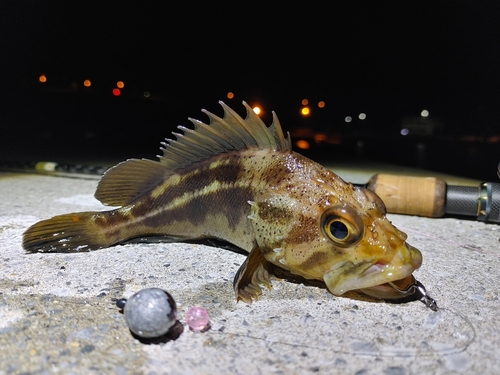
[
  {"xmin": 264, "ymin": 262, "xmax": 421, "ymax": 306},
  {"xmin": 128, "ymin": 237, "xmax": 421, "ymax": 307}
]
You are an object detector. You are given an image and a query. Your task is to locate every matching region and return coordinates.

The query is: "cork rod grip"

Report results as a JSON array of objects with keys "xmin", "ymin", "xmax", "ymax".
[{"xmin": 367, "ymin": 174, "xmax": 447, "ymax": 217}]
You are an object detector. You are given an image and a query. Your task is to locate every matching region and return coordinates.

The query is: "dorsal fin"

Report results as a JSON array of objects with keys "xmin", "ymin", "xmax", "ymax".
[
  {"xmin": 157, "ymin": 101, "xmax": 291, "ymax": 170},
  {"xmin": 95, "ymin": 101, "xmax": 291, "ymax": 207},
  {"xmin": 95, "ymin": 159, "xmax": 170, "ymax": 206}
]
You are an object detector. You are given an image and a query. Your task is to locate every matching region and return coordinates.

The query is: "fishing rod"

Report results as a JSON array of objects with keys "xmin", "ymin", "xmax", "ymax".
[
  {"xmin": 1, "ymin": 160, "xmax": 499, "ymax": 223},
  {"xmin": 355, "ymin": 174, "xmax": 500, "ymax": 224}
]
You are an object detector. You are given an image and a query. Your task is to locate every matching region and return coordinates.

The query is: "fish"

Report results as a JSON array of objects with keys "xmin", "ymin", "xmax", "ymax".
[{"xmin": 23, "ymin": 101, "xmax": 424, "ymax": 303}]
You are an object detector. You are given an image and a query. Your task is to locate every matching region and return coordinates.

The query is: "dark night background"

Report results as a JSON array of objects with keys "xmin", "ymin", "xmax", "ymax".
[{"xmin": 1, "ymin": 1, "xmax": 499, "ymax": 180}]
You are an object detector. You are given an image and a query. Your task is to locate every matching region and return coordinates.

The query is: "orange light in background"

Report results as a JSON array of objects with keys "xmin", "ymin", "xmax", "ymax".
[
  {"xmin": 301, "ymin": 99, "xmax": 309, "ymax": 105},
  {"xmin": 301, "ymin": 107, "xmax": 310, "ymax": 116},
  {"xmin": 112, "ymin": 88, "xmax": 121, "ymax": 96},
  {"xmin": 314, "ymin": 134, "xmax": 327, "ymax": 143},
  {"xmin": 253, "ymin": 106, "xmax": 261, "ymax": 115},
  {"xmin": 296, "ymin": 140, "xmax": 310, "ymax": 149},
  {"xmin": 117, "ymin": 81, "xmax": 125, "ymax": 89},
  {"xmin": 318, "ymin": 101, "xmax": 325, "ymax": 108},
  {"xmin": 227, "ymin": 92, "xmax": 234, "ymax": 99},
  {"xmin": 39, "ymin": 74, "xmax": 47, "ymax": 83},
  {"xmin": 83, "ymin": 79, "xmax": 91, "ymax": 87}
]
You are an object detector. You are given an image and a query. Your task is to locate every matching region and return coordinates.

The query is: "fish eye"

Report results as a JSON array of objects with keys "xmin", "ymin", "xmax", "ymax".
[
  {"xmin": 329, "ymin": 221, "xmax": 348, "ymax": 239},
  {"xmin": 321, "ymin": 206, "xmax": 364, "ymax": 247}
]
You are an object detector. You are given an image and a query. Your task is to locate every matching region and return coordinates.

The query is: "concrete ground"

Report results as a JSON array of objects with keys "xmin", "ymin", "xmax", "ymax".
[{"xmin": 1, "ymin": 165, "xmax": 499, "ymax": 375}]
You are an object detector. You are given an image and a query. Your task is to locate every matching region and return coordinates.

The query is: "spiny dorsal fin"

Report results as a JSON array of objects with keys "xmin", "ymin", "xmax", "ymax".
[
  {"xmin": 158, "ymin": 101, "xmax": 291, "ymax": 170},
  {"xmin": 95, "ymin": 101, "xmax": 291, "ymax": 207}
]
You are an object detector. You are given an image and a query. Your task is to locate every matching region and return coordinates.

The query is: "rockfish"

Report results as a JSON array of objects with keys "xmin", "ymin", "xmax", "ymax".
[{"xmin": 23, "ymin": 101, "xmax": 425, "ymax": 303}]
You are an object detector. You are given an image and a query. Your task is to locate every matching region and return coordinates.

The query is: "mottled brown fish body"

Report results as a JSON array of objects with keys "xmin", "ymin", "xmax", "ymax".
[
  {"xmin": 24, "ymin": 148, "xmax": 333, "ymax": 252},
  {"xmin": 23, "ymin": 101, "xmax": 425, "ymax": 303},
  {"xmin": 94, "ymin": 149, "xmax": 300, "ymax": 252}
]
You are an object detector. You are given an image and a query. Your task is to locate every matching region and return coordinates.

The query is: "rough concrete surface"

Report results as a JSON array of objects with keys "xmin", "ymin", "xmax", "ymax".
[{"xmin": 1, "ymin": 170, "xmax": 499, "ymax": 374}]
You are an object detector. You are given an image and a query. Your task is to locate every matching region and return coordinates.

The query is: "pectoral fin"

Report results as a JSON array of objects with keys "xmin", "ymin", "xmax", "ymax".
[{"xmin": 234, "ymin": 246, "xmax": 273, "ymax": 303}]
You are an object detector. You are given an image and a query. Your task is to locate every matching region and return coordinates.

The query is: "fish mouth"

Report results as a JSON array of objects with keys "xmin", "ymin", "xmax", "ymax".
[{"xmin": 323, "ymin": 243, "xmax": 422, "ymax": 297}]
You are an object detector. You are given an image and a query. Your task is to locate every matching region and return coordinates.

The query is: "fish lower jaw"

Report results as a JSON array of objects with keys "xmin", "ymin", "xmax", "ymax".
[{"xmin": 324, "ymin": 248, "xmax": 421, "ymax": 296}]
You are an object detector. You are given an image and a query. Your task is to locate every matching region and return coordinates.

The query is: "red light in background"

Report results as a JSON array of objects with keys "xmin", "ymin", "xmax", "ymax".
[
  {"xmin": 112, "ymin": 88, "xmax": 121, "ymax": 96},
  {"xmin": 296, "ymin": 140, "xmax": 310, "ymax": 149}
]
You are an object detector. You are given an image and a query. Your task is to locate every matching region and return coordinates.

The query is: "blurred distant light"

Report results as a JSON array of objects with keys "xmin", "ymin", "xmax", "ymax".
[
  {"xmin": 302, "ymin": 99, "xmax": 309, "ymax": 105},
  {"xmin": 253, "ymin": 106, "xmax": 261, "ymax": 115},
  {"xmin": 345, "ymin": 116, "xmax": 352, "ymax": 123},
  {"xmin": 71, "ymin": 81, "xmax": 78, "ymax": 89},
  {"xmin": 117, "ymin": 81, "xmax": 125, "ymax": 89},
  {"xmin": 401, "ymin": 128, "xmax": 409, "ymax": 136},
  {"xmin": 144, "ymin": 91, "xmax": 150, "ymax": 98},
  {"xmin": 318, "ymin": 101, "xmax": 325, "ymax": 108},
  {"xmin": 301, "ymin": 107, "xmax": 310, "ymax": 116},
  {"xmin": 421, "ymin": 109, "xmax": 429, "ymax": 117},
  {"xmin": 39, "ymin": 74, "xmax": 47, "ymax": 83},
  {"xmin": 296, "ymin": 140, "xmax": 310, "ymax": 149},
  {"xmin": 358, "ymin": 113, "xmax": 366, "ymax": 120},
  {"xmin": 487, "ymin": 135, "xmax": 500, "ymax": 143},
  {"xmin": 83, "ymin": 79, "xmax": 91, "ymax": 87},
  {"xmin": 314, "ymin": 134, "xmax": 327, "ymax": 143},
  {"xmin": 112, "ymin": 88, "xmax": 121, "ymax": 96},
  {"xmin": 227, "ymin": 92, "xmax": 234, "ymax": 99}
]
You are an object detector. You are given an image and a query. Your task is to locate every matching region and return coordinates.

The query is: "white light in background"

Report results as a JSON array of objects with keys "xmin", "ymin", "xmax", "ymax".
[
  {"xmin": 421, "ymin": 109, "xmax": 429, "ymax": 117},
  {"xmin": 358, "ymin": 113, "xmax": 366, "ymax": 120},
  {"xmin": 345, "ymin": 116, "xmax": 352, "ymax": 123},
  {"xmin": 401, "ymin": 128, "xmax": 409, "ymax": 136}
]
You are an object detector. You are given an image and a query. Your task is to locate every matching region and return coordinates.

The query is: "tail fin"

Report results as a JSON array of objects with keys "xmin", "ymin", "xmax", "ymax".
[{"xmin": 23, "ymin": 212, "xmax": 112, "ymax": 253}]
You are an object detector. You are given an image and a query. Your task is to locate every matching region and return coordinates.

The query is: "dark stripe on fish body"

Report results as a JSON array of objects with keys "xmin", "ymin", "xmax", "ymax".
[
  {"xmin": 256, "ymin": 201, "xmax": 293, "ymax": 225},
  {"xmin": 93, "ymin": 210, "xmax": 133, "ymax": 227},
  {"xmin": 176, "ymin": 152, "xmax": 244, "ymax": 185},
  {"xmin": 141, "ymin": 186, "xmax": 254, "ymax": 230},
  {"xmin": 109, "ymin": 153, "xmax": 258, "ymax": 235},
  {"xmin": 286, "ymin": 215, "xmax": 319, "ymax": 245},
  {"xmin": 300, "ymin": 250, "xmax": 331, "ymax": 270}
]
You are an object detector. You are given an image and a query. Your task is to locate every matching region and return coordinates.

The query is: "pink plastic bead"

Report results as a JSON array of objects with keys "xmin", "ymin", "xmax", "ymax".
[{"xmin": 185, "ymin": 306, "xmax": 210, "ymax": 332}]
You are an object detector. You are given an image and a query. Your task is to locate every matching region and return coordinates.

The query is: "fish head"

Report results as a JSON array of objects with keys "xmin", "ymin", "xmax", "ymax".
[{"xmin": 249, "ymin": 178, "xmax": 422, "ymax": 299}]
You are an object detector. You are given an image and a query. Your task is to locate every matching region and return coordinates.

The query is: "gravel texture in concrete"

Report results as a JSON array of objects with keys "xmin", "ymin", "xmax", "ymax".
[{"xmin": 1, "ymin": 171, "xmax": 499, "ymax": 374}]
